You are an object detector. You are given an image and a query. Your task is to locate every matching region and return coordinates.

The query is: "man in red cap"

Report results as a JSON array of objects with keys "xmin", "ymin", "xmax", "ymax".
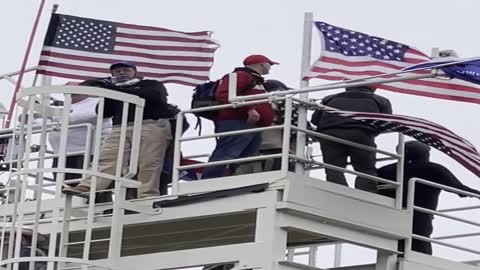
[{"xmin": 201, "ymin": 54, "xmax": 278, "ymax": 179}]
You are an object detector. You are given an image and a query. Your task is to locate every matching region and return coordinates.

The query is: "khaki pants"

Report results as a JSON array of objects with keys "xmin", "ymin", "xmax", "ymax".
[{"xmin": 80, "ymin": 119, "xmax": 172, "ymax": 198}]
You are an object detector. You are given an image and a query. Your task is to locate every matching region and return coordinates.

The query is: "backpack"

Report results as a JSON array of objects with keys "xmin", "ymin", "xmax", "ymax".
[
  {"xmin": 190, "ymin": 81, "xmax": 220, "ymax": 120},
  {"xmin": 166, "ymin": 103, "xmax": 190, "ymax": 136}
]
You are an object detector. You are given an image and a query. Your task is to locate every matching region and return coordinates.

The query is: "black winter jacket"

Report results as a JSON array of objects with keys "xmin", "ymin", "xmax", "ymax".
[
  {"xmin": 311, "ymin": 86, "xmax": 392, "ymax": 135},
  {"xmin": 378, "ymin": 141, "xmax": 480, "ymax": 210},
  {"xmin": 81, "ymin": 78, "xmax": 170, "ymax": 125}
]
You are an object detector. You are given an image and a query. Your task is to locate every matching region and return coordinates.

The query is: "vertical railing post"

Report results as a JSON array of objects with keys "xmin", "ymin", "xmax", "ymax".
[
  {"xmin": 171, "ymin": 111, "xmax": 185, "ymax": 195},
  {"xmin": 333, "ymin": 244, "xmax": 342, "ymax": 267},
  {"xmin": 281, "ymin": 98, "xmax": 293, "ymax": 174},
  {"xmin": 404, "ymin": 178, "xmax": 417, "ymax": 259},
  {"xmin": 107, "ymin": 102, "xmax": 130, "ymax": 269},
  {"xmin": 29, "ymin": 94, "xmax": 49, "ymax": 270},
  {"xmin": 227, "ymin": 73, "xmax": 238, "ymax": 103},
  {"xmin": 54, "ymin": 94, "xmax": 72, "ymax": 270},
  {"xmin": 295, "ymin": 12, "xmax": 313, "ymax": 174},
  {"xmin": 395, "ymin": 134, "xmax": 405, "ymax": 209}
]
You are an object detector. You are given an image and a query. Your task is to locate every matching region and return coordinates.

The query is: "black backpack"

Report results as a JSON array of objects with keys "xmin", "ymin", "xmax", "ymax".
[
  {"xmin": 166, "ymin": 103, "xmax": 190, "ymax": 136},
  {"xmin": 191, "ymin": 81, "xmax": 220, "ymax": 120}
]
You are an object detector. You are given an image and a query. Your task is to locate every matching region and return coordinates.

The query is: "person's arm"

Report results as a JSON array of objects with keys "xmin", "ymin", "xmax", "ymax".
[
  {"xmin": 96, "ymin": 98, "xmax": 117, "ymax": 118},
  {"xmin": 377, "ymin": 96, "xmax": 393, "ymax": 114},
  {"xmin": 215, "ymin": 72, "xmax": 259, "ymax": 122},
  {"xmin": 140, "ymin": 80, "xmax": 168, "ymax": 105},
  {"xmin": 434, "ymin": 164, "xmax": 480, "ymax": 197},
  {"xmin": 215, "ymin": 72, "xmax": 256, "ymax": 102},
  {"xmin": 236, "ymin": 72, "xmax": 262, "ymax": 123},
  {"xmin": 310, "ymin": 96, "xmax": 334, "ymax": 130}
]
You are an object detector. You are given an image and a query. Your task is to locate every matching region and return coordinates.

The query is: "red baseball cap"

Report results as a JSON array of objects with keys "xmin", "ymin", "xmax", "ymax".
[{"xmin": 243, "ymin": 54, "xmax": 279, "ymax": 66}]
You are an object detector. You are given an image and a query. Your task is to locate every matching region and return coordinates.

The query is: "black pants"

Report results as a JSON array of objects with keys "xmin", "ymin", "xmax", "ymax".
[
  {"xmin": 398, "ymin": 213, "xmax": 433, "ymax": 255},
  {"xmin": 53, "ymin": 155, "xmax": 112, "ymax": 203},
  {"xmin": 52, "ymin": 155, "xmax": 85, "ymax": 182},
  {"xmin": 412, "ymin": 213, "xmax": 434, "ymax": 255},
  {"xmin": 319, "ymin": 129, "xmax": 377, "ymax": 192}
]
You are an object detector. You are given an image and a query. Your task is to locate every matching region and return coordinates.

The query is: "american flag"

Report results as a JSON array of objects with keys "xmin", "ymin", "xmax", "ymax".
[
  {"xmin": 306, "ymin": 21, "xmax": 480, "ymax": 104},
  {"xmin": 37, "ymin": 13, "xmax": 219, "ymax": 86},
  {"xmin": 327, "ymin": 109, "xmax": 480, "ymax": 177}
]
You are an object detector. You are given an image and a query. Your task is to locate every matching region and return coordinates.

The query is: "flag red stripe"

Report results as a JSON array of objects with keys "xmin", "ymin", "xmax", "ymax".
[
  {"xmin": 311, "ymin": 66, "xmax": 399, "ymax": 78},
  {"xmin": 379, "ymin": 84, "xmax": 480, "ymax": 104},
  {"xmin": 117, "ymin": 22, "xmax": 209, "ymax": 36},
  {"xmin": 114, "ymin": 50, "xmax": 214, "ymax": 62},
  {"xmin": 406, "ymin": 48, "xmax": 429, "ymax": 58},
  {"xmin": 116, "ymin": 32, "xmax": 217, "ymax": 44},
  {"xmin": 40, "ymin": 51, "xmax": 211, "ymax": 71},
  {"xmin": 37, "ymin": 14, "xmax": 218, "ymax": 86},
  {"xmin": 328, "ymin": 110, "xmax": 480, "ymax": 176},
  {"xmin": 311, "ymin": 66, "xmax": 480, "ymax": 94},
  {"xmin": 161, "ymin": 79, "xmax": 198, "ymax": 86},
  {"xmin": 319, "ymin": 56, "xmax": 422, "ymax": 70},
  {"xmin": 115, "ymin": 41, "xmax": 216, "ymax": 53},
  {"xmin": 306, "ymin": 74, "xmax": 345, "ymax": 81},
  {"xmin": 139, "ymin": 71, "xmax": 208, "ymax": 81},
  {"xmin": 342, "ymin": 114, "xmax": 478, "ymax": 155},
  {"xmin": 305, "ymin": 76, "xmax": 480, "ymax": 104},
  {"xmin": 38, "ymin": 61, "xmax": 209, "ymax": 80},
  {"xmin": 37, "ymin": 70, "xmax": 200, "ymax": 87},
  {"xmin": 451, "ymin": 152, "xmax": 480, "ymax": 174},
  {"xmin": 37, "ymin": 70, "xmax": 95, "ymax": 81},
  {"xmin": 308, "ymin": 22, "xmax": 480, "ymax": 104},
  {"xmin": 344, "ymin": 111, "xmax": 462, "ymax": 133}
]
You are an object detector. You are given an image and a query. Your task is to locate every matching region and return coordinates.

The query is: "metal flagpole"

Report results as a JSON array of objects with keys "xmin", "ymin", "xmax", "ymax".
[
  {"xmin": 233, "ymin": 72, "xmax": 438, "ymax": 102},
  {"xmin": 4, "ymin": 0, "xmax": 47, "ymax": 128},
  {"xmin": 295, "ymin": 12, "xmax": 313, "ymax": 174}
]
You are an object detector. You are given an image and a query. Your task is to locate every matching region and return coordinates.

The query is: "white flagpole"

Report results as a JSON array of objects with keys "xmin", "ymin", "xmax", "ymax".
[{"xmin": 295, "ymin": 12, "xmax": 313, "ymax": 174}]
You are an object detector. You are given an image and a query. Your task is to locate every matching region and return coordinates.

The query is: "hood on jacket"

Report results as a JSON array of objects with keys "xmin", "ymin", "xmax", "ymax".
[
  {"xmin": 402, "ymin": 141, "xmax": 431, "ymax": 162},
  {"xmin": 345, "ymin": 85, "xmax": 376, "ymax": 93}
]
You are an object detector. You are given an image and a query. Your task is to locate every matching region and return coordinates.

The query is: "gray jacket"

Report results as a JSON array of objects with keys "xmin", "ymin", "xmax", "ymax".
[{"xmin": 311, "ymin": 86, "xmax": 392, "ymax": 135}]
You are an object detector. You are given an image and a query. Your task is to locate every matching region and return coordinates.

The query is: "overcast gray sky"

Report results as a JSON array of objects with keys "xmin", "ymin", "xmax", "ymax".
[{"xmin": 2, "ymin": 0, "xmax": 480, "ymax": 265}]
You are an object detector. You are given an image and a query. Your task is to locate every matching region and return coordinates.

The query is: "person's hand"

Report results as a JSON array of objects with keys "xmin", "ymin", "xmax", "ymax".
[
  {"xmin": 458, "ymin": 191, "xmax": 480, "ymax": 199},
  {"xmin": 247, "ymin": 109, "xmax": 260, "ymax": 124}
]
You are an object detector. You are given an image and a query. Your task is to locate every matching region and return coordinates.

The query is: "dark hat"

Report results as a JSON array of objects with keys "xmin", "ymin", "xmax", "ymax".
[
  {"xmin": 264, "ymin": 79, "xmax": 292, "ymax": 92},
  {"xmin": 243, "ymin": 54, "xmax": 279, "ymax": 66},
  {"xmin": 109, "ymin": 61, "xmax": 137, "ymax": 71}
]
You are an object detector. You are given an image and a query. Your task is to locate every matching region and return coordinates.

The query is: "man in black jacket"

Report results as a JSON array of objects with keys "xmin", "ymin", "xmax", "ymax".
[
  {"xmin": 63, "ymin": 61, "xmax": 172, "ymax": 198},
  {"xmin": 310, "ymin": 86, "xmax": 392, "ymax": 192},
  {"xmin": 378, "ymin": 141, "xmax": 480, "ymax": 255}
]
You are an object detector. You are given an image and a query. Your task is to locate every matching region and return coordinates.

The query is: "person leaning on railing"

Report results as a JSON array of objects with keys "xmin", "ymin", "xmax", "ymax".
[
  {"xmin": 378, "ymin": 141, "xmax": 480, "ymax": 255},
  {"xmin": 310, "ymin": 85, "xmax": 392, "ymax": 193},
  {"xmin": 63, "ymin": 61, "xmax": 173, "ymax": 199},
  {"xmin": 34, "ymin": 84, "xmax": 113, "ymax": 203},
  {"xmin": 234, "ymin": 79, "xmax": 298, "ymax": 174},
  {"xmin": 201, "ymin": 55, "xmax": 277, "ymax": 179}
]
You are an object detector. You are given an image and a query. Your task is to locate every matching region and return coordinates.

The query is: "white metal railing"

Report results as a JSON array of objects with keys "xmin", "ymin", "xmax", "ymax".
[
  {"xmin": 0, "ymin": 85, "xmax": 145, "ymax": 270},
  {"xmin": 172, "ymin": 96, "xmax": 406, "ymax": 207},
  {"xmin": 405, "ymin": 177, "xmax": 480, "ymax": 261}
]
